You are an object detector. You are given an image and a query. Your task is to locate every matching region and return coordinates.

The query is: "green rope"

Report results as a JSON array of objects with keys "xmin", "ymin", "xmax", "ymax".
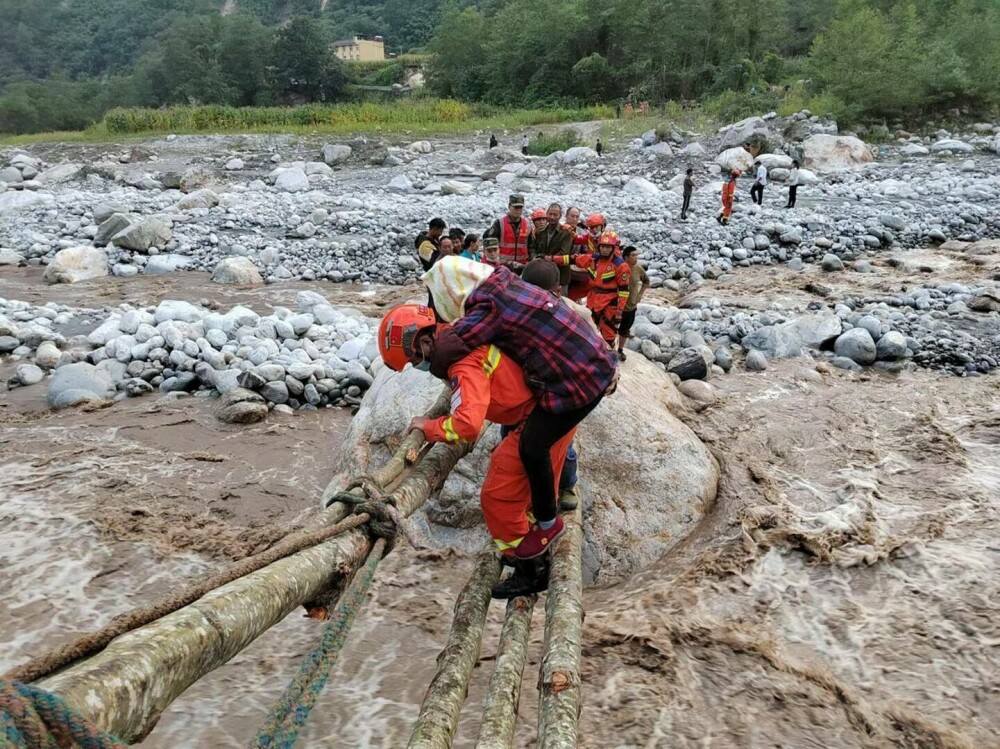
[
  {"xmin": 252, "ymin": 538, "xmax": 387, "ymax": 749},
  {"xmin": 0, "ymin": 679, "xmax": 127, "ymax": 749}
]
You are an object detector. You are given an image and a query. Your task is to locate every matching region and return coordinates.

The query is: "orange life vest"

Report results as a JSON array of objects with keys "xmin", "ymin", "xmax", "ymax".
[{"xmin": 498, "ymin": 216, "xmax": 530, "ymax": 264}]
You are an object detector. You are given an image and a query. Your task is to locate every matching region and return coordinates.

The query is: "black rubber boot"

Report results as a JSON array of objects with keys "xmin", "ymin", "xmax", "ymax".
[{"xmin": 492, "ymin": 556, "xmax": 551, "ymax": 599}]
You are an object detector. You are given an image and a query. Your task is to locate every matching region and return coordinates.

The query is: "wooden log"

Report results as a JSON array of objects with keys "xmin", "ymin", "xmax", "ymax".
[
  {"xmin": 39, "ymin": 440, "xmax": 470, "ymax": 743},
  {"xmin": 475, "ymin": 595, "xmax": 537, "ymax": 749},
  {"xmin": 537, "ymin": 506, "xmax": 584, "ymax": 749},
  {"xmin": 407, "ymin": 549, "xmax": 501, "ymax": 749}
]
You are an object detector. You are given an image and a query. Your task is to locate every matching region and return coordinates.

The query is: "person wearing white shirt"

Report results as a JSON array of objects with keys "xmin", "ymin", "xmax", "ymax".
[
  {"xmin": 751, "ymin": 160, "xmax": 768, "ymax": 205},
  {"xmin": 785, "ymin": 160, "xmax": 800, "ymax": 208},
  {"xmin": 521, "ymin": 134, "xmax": 530, "ymax": 155}
]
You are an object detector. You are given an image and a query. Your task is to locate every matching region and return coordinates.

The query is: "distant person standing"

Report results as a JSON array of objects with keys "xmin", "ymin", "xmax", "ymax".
[
  {"xmin": 489, "ymin": 133, "xmax": 498, "ymax": 149},
  {"xmin": 717, "ymin": 170, "xmax": 739, "ymax": 225},
  {"xmin": 681, "ymin": 167, "xmax": 694, "ymax": 220},
  {"xmin": 785, "ymin": 160, "xmax": 800, "ymax": 209},
  {"xmin": 596, "ymin": 138, "xmax": 603, "ymax": 157},
  {"xmin": 616, "ymin": 246, "xmax": 650, "ymax": 361},
  {"xmin": 521, "ymin": 134, "xmax": 530, "ymax": 155},
  {"xmin": 751, "ymin": 160, "xmax": 767, "ymax": 205}
]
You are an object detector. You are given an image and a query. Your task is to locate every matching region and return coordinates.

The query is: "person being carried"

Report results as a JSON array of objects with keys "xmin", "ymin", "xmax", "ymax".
[
  {"xmin": 484, "ymin": 194, "xmax": 531, "ymax": 274},
  {"xmin": 616, "ymin": 246, "xmax": 650, "ymax": 361},
  {"xmin": 377, "ymin": 303, "xmax": 573, "ymax": 598},
  {"xmin": 717, "ymin": 170, "xmax": 739, "ymax": 225},
  {"xmin": 548, "ymin": 231, "xmax": 631, "ymax": 350},
  {"xmin": 423, "ymin": 256, "xmax": 618, "ymax": 558}
]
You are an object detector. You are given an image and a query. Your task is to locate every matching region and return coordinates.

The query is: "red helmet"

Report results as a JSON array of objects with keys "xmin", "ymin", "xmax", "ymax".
[
  {"xmin": 377, "ymin": 304, "xmax": 437, "ymax": 372},
  {"xmin": 584, "ymin": 212, "xmax": 606, "ymax": 228},
  {"xmin": 598, "ymin": 230, "xmax": 620, "ymax": 248},
  {"xmin": 530, "ymin": 208, "xmax": 547, "ymax": 220},
  {"xmin": 730, "ymin": 169, "xmax": 742, "ymax": 178}
]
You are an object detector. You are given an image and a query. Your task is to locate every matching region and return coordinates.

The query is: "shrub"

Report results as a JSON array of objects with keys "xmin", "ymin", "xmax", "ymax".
[{"xmin": 525, "ymin": 130, "xmax": 580, "ymax": 156}]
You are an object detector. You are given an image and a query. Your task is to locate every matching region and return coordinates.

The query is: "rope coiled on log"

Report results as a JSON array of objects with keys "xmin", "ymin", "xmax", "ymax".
[{"xmin": 0, "ymin": 680, "xmax": 127, "ymax": 749}]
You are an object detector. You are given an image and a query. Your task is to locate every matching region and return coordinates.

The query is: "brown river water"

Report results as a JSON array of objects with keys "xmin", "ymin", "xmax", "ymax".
[{"xmin": 1, "ymin": 269, "xmax": 998, "ymax": 748}]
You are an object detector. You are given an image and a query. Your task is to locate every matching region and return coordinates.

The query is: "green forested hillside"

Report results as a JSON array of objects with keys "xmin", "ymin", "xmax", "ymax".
[{"xmin": 1, "ymin": 0, "xmax": 999, "ymax": 135}]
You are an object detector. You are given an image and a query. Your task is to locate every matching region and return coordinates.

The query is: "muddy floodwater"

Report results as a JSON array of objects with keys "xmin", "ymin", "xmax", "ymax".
[{"xmin": 2, "ymin": 352, "xmax": 997, "ymax": 747}]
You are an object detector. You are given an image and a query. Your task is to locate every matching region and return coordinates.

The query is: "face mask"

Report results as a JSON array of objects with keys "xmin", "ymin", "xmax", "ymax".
[{"xmin": 414, "ymin": 361, "xmax": 431, "ymax": 372}]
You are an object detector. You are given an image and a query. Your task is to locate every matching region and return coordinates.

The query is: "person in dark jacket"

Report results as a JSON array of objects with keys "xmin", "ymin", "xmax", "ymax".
[
  {"xmin": 681, "ymin": 168, "xmax": 694, "ymax": 220},
  {"xmin": 415, "ymin": 217, "xmax": 446, "ymax": 272}
]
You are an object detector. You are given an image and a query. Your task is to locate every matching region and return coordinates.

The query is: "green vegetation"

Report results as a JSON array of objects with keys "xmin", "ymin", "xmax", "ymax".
[
  {"xmin": 526, "ymin": 131, "xmax": 582, "ymax": 157},
  {"xmin": 2, "ymin": 0, "xmax": 1000, "ymax": 136}
]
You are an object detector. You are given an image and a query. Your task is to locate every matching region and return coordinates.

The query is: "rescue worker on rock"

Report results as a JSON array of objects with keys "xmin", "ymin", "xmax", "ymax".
[
  {"xmin": 717, "ymin": 169, "xmax": 739, "ymax": 225},
  {"xmin": 529, "ymin": 208, "xmax": 548, "ymax": 239},
  {"xmin": 548, "ymin": 230, "xmax": 631, "ymax": 349},
  {"xmin": 484, "ymin": 194, "xmax": 531, "ymax": 274},
  {"xmin": 377, "ymin": 302, "xmax": 575, "ymax": 597},
  {"xmin": 564, "ymin": 212, "xmax": 607, "ymax": 302},
  {"xmin": 423, "ymin": 256, "xmax": 618, "ymax": 559}
]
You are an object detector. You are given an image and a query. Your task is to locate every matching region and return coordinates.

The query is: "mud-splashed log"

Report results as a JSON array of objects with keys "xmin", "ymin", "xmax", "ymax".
[
  {"xmin": 407, "ymin": 549, "xmax": 502, "ymax": 749},
  {"xmin": 38, "ymin": 440, "xmax": 470, "ymax": 744},
  {"xmin": 475, "ymin": 595, "xmax": 537, "ymax": 749},
  {"xmin": 538, "ymin": 506, "xmax": 584, "ymax": 749}
]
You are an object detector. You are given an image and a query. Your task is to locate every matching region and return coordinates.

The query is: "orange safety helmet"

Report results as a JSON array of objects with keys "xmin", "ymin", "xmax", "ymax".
[
  {"xmin": 584, "ymin": 212, "xmax": 606, "ymax": 228},
  {"xmin": 730, "ymin": 169, "xmax": 742, "ymax": 178},
  {"xmin": 598, "ymin": 230, "xmax": 620, "ymax": 247},
  {"xmin": 378, "ymin": 304, "xmax": 437, "ymax": 372},
  {"xmin": 530, "ymin": 208, "xmax": 547, "ymax": 220}
]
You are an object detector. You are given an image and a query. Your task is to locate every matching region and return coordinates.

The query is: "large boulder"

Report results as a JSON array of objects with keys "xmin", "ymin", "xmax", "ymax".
[
  {"xmin": 322, "ymin": 144, "xmax": 352, "ymax": 164},
  {"xmin": 834, "ymin": 328, "xmax": 877, "ymax": 365},
  {"xmin": 323, "ymin": 357, "xmax": 718, "ymax": 585},
  {"xmin": 274, "ymin": 168, "xmax": 310, "ymax": 193},
  {"xmin": 622, "ymin": 177, "xmax": 660, "ymax": 195},
  {"xmin": 42, "ymin": 247, "xmax": 108, "ymax": 284},
  {"xmin": 177, "ymin": 188, "xmax": 219, "ymax": 211},
  {"xmin": 716, "ymin": 147, "xmax": 755, "ymax": 173},
  {"xmin": 930, "ymin": 139, "xmax": 974, "ymax": 154},
  {"xmin": 47, "ymin": 362, "xmax": 116, "ymax": 409},
  {"xmin": 562, "ymin": 146, "xmax": 599, "ymax": 165},
  {"xmin": 802, "ymin": 135, "xmax": 874, "ymax": 171},
  {"xmin": 215, "ymin": 388, "xmax": 268, "ymax": 424},
  {"xmin": 35, "ymin": 164, "xmax": 82, "ymax": 184},
  {"xmin": 112, "ymin": 217, "xmax": 171, "ymax": 252},
  {"xmin": 742, "ymin": 315, "xmax": 842, "ymax": 359},
  {"xmin": 0, "ymin": 248, "xmax": 25, "ymax": 266},
  {"xmin": 212, "ymin": 257, "xmax": 263, "ymax": 285},
  {"xmin": 719, "ymin": 116, "xmax": 770, "ymax": 152},
  {"xmin": 94, "ymin": 213, "xmax": 132, "ymax": 246},
  {"xmin": 144, "ymin": 254, "xmax": 192, "ymax": 275}
]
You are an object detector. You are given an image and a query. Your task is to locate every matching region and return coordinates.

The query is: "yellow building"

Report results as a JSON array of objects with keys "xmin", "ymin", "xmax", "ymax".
[{"xmin": 332, "ymin": 36, "xmax": 386, "ymax": 62}]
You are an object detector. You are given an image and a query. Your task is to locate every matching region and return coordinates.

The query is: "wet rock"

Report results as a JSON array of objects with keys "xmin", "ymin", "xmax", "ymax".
[
  {"xmin": 47, "ymin": 362, "xmax": 116, "ymax": 408},
  {"xmin": 212, "ymin": 257, "xmax": 263, "ymax": 285},
  {"xmin": 34, "ymin": 341, "xmax": 62, "ymax": 369},
  {"xmin": 216, "ymin": 388, "xmax": 268, "ymax": 424},
  {"xmin": 260, "ymin": 380, "xmax": 289, "ymax": 404},
  {"xmin": 742, "ymin": 315, "xmax": 842, "ymax": 359},
  {"xmin": 667, "ymin": 347, "xmax": 709, "ymax": 381},
  {"xmin": 42, "ymin": 247, "xmax": 109, "ymax": 284},
  {"xmin": 746, "ymin": 350, "xmax": 768, "ymax": 371},
  {"xmin": 678, "ymin": 379, "xmax": 716, "ymax": 408},
  {"xmin": 15, "ymin": 364, "xmax": 44, "ymax": 386},
  {"xmin": 834, "ymin": 328, "xmax": 877, "ymax": 365},
  {"xmin": 821, "ymin": 253, "xmax": 845, "ymax": 271},
  {"xmin": 145, "ymin": 254, "xmax": 192, "ymax": 275},
  {"xmin": 876, "ymin": 331, "xmax": 908, "ymax": 361}
]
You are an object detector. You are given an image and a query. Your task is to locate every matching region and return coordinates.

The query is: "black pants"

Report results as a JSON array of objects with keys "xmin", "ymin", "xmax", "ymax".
[
  {"xmin": 519, "ymin": 396, "xmax": 603, "ymax": 523},
  {"xmin": 786, "ymin": 184, "xmax": 798, "ymax": 208},
  {"xmin": 681, "ymin": 193, "xmax": 692, "ymax": 219},
  {"xmin": 750, "ymin": 182, "xmax": 765, "ymax": 205}
]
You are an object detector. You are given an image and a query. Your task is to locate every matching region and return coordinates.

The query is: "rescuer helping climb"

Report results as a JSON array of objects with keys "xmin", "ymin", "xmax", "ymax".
[
  {"xmin": 421, "ymin": 256, "xmax": 617, "ymax": 566},
  {"xmin": 377, "ymin": 302, "xmax": 576, "ymax": 598}
]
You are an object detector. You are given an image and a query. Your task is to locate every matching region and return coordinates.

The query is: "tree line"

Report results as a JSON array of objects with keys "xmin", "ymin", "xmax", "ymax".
[{"xmin": 1, "ymin": 0, "xmax": 999, "ymax": 135}]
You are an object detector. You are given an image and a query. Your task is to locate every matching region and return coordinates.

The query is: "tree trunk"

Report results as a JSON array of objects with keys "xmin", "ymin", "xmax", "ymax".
[
  {"xmin": 537, "ymin": 506, "xmax": 584, "ymax": 749},
  {"xmin": 39, "ymin": 439, "xmax": 470, "ymax": 743},
  {"xmin": 475, "ymin": 595, "xmax": 537, "ymax": 749},
  {"xmin": 406, "ymin": 549, "xmax": 502, "ymax": 749}
]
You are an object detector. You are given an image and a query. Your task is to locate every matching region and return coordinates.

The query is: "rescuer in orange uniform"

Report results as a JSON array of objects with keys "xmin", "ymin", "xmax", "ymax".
[
  {"xmin": 563, "ymin": 212, "xmax": 607, "ymax": 301},
  {"xmin": 717, "ymin": 169, "xmax": 740, "ymax": 225},
  {"xmin": 548, "ymin": 230, "xmax": 631, "ymax": 347},
  {"xmin": 377, "ymin": 303, "xmax": 575, "ymax": 599}
]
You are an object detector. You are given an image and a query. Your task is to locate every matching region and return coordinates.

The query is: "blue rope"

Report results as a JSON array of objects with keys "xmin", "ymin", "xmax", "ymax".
[
  {"xmin": 253, "ymin": 538, "xmax": 387, "ymax": 749},
  {"xmin": 0, "ymin": 679, "xmax": 127, "ymax": 749}
]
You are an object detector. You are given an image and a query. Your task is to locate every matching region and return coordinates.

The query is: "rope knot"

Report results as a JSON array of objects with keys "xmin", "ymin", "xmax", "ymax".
[{"xmin": 352, "ymin": 499, "xmax": 401, "ymax": 554}]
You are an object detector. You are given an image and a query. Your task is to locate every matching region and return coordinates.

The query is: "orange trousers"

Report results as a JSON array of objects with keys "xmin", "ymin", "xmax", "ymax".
[{"xmin": 481, "ymin": 424, "xmax": 577, "ymax": 553}]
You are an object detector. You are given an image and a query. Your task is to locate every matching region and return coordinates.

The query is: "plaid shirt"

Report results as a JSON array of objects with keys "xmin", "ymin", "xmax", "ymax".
[{"xmin": 446, "ymin": 266, "xmax": 617, "ymax": 414}]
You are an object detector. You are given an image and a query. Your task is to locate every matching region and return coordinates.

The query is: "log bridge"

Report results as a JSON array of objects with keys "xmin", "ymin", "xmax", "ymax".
[{"xmin": 0, "ymin": 388, "xmax": 585, "ymax": 749}]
